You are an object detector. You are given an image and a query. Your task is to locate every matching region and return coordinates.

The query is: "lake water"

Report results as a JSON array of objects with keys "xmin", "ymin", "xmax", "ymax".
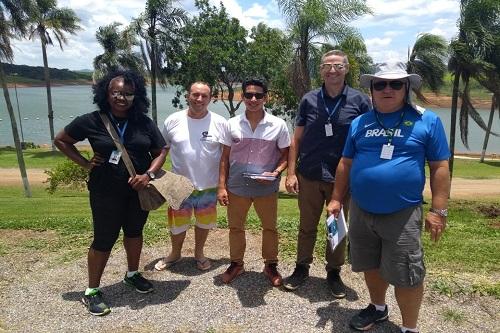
[{"xmin": 1, "ymin": 85, "xmax": 499, "ymax": 154}]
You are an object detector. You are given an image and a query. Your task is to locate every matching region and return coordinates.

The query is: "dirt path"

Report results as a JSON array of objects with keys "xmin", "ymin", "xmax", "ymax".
[
  {"xmin": 1, "ymin": 168, "xmax": 500, "ymax": 199},
  {"xmin": 0, "ymin": 228, "xmax": 498, "ymax": 333}
]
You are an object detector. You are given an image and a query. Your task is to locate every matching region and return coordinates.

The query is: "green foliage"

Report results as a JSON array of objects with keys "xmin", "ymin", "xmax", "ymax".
[
  {"xmin": 171, "ymin": 0, "xmax": 248, "ymax": 117},
  {"xmin": 448, "ymin": 0, "xmax": 500, "ymax": 150},
  {"xmin": 93, "ymin": 22, "xmax": 144, "ymax": 80},
  {"xmin": 407, "ymin": 33, "xmax": 448, "ymax": 96},
  {"xmin": 246, "ymin": 23, "xmax": 298, "ymax": 117},
  {"xmin": 442, "ymin": 308, "xmax": 466, "ymax": 323},
  {"xmin": 3, "ymin": 63, "xmax": 92, "ymax": 82},
  {"xmin": 44, "ymin": 159, "xmax": 88, "ymax": 194},
  {"xmin": 277, "ymin": 0, "xmax": 372, "ymax": 98}
]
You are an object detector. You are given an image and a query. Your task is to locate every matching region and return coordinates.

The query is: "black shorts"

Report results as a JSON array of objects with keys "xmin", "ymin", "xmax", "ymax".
[{"xmin": 89, "ymin": 189, "xmax": 149, "ymax": 251}]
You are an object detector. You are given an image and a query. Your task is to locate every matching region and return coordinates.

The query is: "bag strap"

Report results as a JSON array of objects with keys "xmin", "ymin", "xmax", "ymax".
[{"xmin": 99, "ymin": 112, "xmax": 137, "ymax": 177}]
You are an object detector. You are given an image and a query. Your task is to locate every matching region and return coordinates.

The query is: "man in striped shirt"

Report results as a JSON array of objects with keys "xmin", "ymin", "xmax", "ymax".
[{"xmin": 217, "ymin": 78, "xmax": 291, "ymax": 287}]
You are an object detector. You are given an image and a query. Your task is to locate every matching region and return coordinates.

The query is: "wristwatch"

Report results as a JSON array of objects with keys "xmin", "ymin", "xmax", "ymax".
[
  {"xmin": 430, "ymin": 208, "xmax": 448, "ymax": 217},
  {"xmin": 146, "ymin": 170, "xmax": 156, "ymax": 180}
]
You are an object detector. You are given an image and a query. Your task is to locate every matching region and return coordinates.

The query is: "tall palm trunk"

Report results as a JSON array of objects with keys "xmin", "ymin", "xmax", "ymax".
[
  {"xmin": 0, "ymin": 63, "xmax": 32, "ymax": 197},
  {"xmin": 480, "ymin": 94, "xmax": 497, "ymax": 163},
  {"xmin": 449, "ymin": 71, "xmax": 461, "ymax": 182},
  {"xmin": 41, "ymin": 39, "xmax": 56, "ymax": 151},
  {"xmin": 150, "ymin": 43, "xmax": 158, "ymax": 125}
]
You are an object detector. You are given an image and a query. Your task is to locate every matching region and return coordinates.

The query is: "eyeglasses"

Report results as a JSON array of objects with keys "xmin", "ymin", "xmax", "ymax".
[
  {"xmin": 320, "ymin": 63, "xmax": 346, "ymax": 71},
  {"xmin": 372, "ymin": 81, "xmax": 405, "ymax": 91},
  {"xmin": 110, "ymin": 90, "xmax": 135, "ymax": 101},
  {"xmin": 243, "ymin": 92, "xmax": 266, "ymax": 100}
]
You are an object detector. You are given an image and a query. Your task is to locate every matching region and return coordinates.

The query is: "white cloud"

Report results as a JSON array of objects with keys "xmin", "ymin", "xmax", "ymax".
[
  {"xmin": 9, "ymin": 0, "xmax": 460, "ymax": 70},
  {"xmin": 365, "ymin": 37, "xmax": 392, "ymax": 47},
  {"xmin": 245, "ymin": 4, "xmax": 269, "ymax": 19}
]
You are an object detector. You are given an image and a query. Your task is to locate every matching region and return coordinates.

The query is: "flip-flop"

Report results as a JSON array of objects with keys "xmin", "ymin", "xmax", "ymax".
[
  {"xmin": 195, "ymin": 257, "xmax": 211, "ymax": 271},
  {"xmin": 154, "ymin": 257, "xmax": 182, "ymax": 271}
]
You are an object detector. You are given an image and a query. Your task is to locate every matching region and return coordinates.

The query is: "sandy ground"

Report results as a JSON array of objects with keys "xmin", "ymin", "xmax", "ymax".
[{"xmin": 1, "ymin": 167, "xmax": 499, "ymax": 199}]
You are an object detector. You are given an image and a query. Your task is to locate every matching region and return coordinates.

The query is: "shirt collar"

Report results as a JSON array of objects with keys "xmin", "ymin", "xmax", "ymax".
[
  {"xmin": 240, "ymin": 110, "xmax": 272, "ymax": 126},
  {"xmin": 321, "ymin": 83, "xmax": 349, "ymax": 99}
]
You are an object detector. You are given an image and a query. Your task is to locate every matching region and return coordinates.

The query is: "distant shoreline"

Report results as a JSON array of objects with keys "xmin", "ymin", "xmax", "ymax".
[
  {"xmin": 6, "ymin": 80, "xmax": 92, "ymax": 88},
  {"xmin": 5, "ymin": 82, "xmax": 492, "ymax": 109}
]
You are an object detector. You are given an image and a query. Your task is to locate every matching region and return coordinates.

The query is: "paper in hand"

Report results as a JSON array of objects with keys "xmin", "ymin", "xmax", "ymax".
[{"xmin": 326, "ymin": 208, "xmax": 348, "ymax": 251}]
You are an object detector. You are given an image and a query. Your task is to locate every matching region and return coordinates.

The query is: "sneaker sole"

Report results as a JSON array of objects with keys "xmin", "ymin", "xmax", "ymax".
[
  {"xmin": 122, "ymin": 280, "xmax": 154, "ymax": 294},
  {"xmin": 81, "ymin": 297, "xmax": 111, "ymax": 316},
  {"xmin": 331, "ymin": 290, "xmax": 346, "ymax": 299},
  {"xmin": 349, "ymin": 315, "xmax": 389, "ymax": 331},
  {"xmin": 282, "ymin": 278, "xmax": 307, "ymax": 291}
]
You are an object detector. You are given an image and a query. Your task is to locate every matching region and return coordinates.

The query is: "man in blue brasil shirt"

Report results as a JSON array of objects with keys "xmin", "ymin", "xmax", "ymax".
[{"xmin": 327, "ymin": 62, "xmax": 450, "ymax": 333}]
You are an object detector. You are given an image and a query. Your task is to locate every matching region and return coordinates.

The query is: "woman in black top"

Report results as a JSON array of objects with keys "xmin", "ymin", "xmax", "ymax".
[{"xmin": 54, "ymin": 70, "xmax": 167, "ymax": 316}]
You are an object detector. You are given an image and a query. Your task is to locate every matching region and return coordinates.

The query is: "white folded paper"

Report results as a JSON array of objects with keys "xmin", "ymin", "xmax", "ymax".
[
  {"xmin": 242, "ymin": 172, "xmax": 277, "ymax": 181},
  {"xmin": 326, "ymin": 208, "xmax": 348, "ymax": 251}
]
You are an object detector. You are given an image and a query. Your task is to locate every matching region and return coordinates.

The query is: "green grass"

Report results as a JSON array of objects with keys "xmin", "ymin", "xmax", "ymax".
[
  {"xmin": 449, "ymin": 159, "xmax": 500, "ymax": 179},
  {"xmin": 442, "ymin": 308, "xmax": 466, "ymax": 324},
  {"xmin": 0, "ymin": 183, "xmax": 498, "ymax": 296},
  {"xmin": 0, "ymin": 147, "xmax": 173, "ymax": 170},
  {"xmin": 0, "ymin": 147, "xmax": 68, "ymax": 169}
]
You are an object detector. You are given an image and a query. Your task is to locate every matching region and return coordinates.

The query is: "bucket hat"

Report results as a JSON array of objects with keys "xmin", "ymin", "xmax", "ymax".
[{"xmin": 360, "ymin": 62, "xmax": 422, "ymax": 89}]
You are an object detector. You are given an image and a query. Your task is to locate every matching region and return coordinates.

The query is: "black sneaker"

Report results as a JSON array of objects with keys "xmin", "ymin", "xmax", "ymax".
[
  {"xmin": 283, "ymin": 264, "xmax": 309, "ymax": 291},
  {"xmin": 327, "ymin": 270, "xmax": 346, "ymax": 299},
  {"xmin": 81, "ymin": 289, "xmax": 111, "ymax": 316},
  {"xmin": 123, "ymin": 272, "xmax": 154, "ymax": 293},
  {"xmin": 350, "ymin": 304, "xmax": 389, "ymax": 331}
]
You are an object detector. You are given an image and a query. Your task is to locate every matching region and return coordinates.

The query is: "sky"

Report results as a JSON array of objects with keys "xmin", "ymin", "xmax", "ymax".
[{"xmin": 10, "ymin": 0, "xmax": 460, "ymax": 71}]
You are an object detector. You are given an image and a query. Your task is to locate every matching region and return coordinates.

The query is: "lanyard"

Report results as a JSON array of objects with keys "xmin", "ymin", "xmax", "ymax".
[
  {"xmin": 109, "ymin": 113, "xmax": 128, "ymax": 143},
  {"xmin": 320, "ymin": 88, "xmax": 343, "ymax": 122},
  {"xmin": 374, "ymin": 109, "xmax": 405, "ymax": 145}
]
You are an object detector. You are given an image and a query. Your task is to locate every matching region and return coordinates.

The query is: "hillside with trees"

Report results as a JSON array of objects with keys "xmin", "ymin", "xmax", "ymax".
[{"xmin": 3, "ymin": 63, "xmax": 91, "ymax": 84}]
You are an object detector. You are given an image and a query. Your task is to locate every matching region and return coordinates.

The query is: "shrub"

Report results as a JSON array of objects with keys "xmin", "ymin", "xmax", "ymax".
[{"xmin": 45, "ymin": 159, "xmax": 88, "ymax": 194}]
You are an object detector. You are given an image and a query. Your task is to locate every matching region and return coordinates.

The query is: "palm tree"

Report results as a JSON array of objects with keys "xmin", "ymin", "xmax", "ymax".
[
  {"xmin": 448, "ymin": 0, "xmax": 499, "ymax": 178},
  {"xmin": 277, "ymin": 0, "xmax": 372, "ymax": 99},
  {"xmin": 134, "ymin": 0, "xmax": 187, "ymax": 124},
  {"xmin": 406, "ymin": 33, "xmax": 448, "ymax": 102},
  {"xmin": 0, "ymin": 0, "xmax": 31, "ymax": 197},
  {"xmin": 28, "ymin": 0, "xmax": 81, "ymax": 150},
  {"xmin": 93, "ymin": 22, "xmax": 145, "ymax": 81}
]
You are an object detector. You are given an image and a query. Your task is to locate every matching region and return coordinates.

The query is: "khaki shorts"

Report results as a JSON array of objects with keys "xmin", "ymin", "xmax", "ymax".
[{"xmin": 349, "ymin": 200, "xmax": 425, "ymax": 287}]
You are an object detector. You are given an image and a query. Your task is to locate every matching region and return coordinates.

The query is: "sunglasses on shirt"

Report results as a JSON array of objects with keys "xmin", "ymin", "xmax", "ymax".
[
  {"xmin": 243, "ymin": 92, "xmax": 266, "ymax": 100},
  {"xmin": 372, "ymin": 80, "xmax": 405, "ymax": 91}
]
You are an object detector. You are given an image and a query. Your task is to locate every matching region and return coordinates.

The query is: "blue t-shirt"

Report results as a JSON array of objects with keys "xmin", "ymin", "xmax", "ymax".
[
  {"xmin": 295, "ymin": 85, "xmax": 371, "ymax": 182},
  {"xmin": 343, "ymin": 104, "xmax": 450, "ymax": 214}
]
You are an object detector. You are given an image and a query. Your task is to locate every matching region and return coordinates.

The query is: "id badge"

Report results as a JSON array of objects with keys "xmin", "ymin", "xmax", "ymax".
[
  {"xmin": 325, "ymin": 123, "xmax": 333, "ymax": 137},
  {"xmin": 109, "ymin": 150, "xmax": 122, "ymax": 164},
  {"xmin": 380, "ymin": 144, "xmax": 394, "ymax": 160}
]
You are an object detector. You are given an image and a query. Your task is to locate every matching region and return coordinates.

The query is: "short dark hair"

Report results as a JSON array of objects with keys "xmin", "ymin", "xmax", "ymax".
[
  {"xmin": 242, "ymin": 78, "xmax": 268, "ymax": 94},
  {"xmin": 93, "ymin": 70, "xmax": 150, "ymax": 120}
]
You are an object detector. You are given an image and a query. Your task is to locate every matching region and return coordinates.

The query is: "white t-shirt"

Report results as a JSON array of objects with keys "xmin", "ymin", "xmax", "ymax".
[{"xmin": 162, "ymin": 110, "xmax": 228, "ymax": 190}]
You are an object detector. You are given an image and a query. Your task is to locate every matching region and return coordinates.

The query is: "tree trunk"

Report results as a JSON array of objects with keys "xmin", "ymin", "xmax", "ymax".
[
  {"xmin": 480, "ymin": 94, "xmax": 497, "ymax": 163},
  {"xmin": 449, "ymin": 71, "xmax": 460, "ymax": 182},
  {"xmin": 0, "ymin": 63, "xmax": 32, "ymax": 197},
  {"xmin": 150, "ymin": 44, "xmax": 157, "ymax": 125},
  {"xmin": 41, "ymin": 40, "xmax": 56, "ymax": 151}
]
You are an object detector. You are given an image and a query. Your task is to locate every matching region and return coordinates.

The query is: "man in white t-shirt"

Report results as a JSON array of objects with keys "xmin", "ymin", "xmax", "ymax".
[{"xmin": 156, "ymin": 81, "xmax": 228, "ymax": 271}]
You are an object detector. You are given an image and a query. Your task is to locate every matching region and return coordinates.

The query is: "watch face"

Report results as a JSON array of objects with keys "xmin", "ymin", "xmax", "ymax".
[{"xmin": 147, "ymin": 171, "xmax": 155, "ymax": 179}]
